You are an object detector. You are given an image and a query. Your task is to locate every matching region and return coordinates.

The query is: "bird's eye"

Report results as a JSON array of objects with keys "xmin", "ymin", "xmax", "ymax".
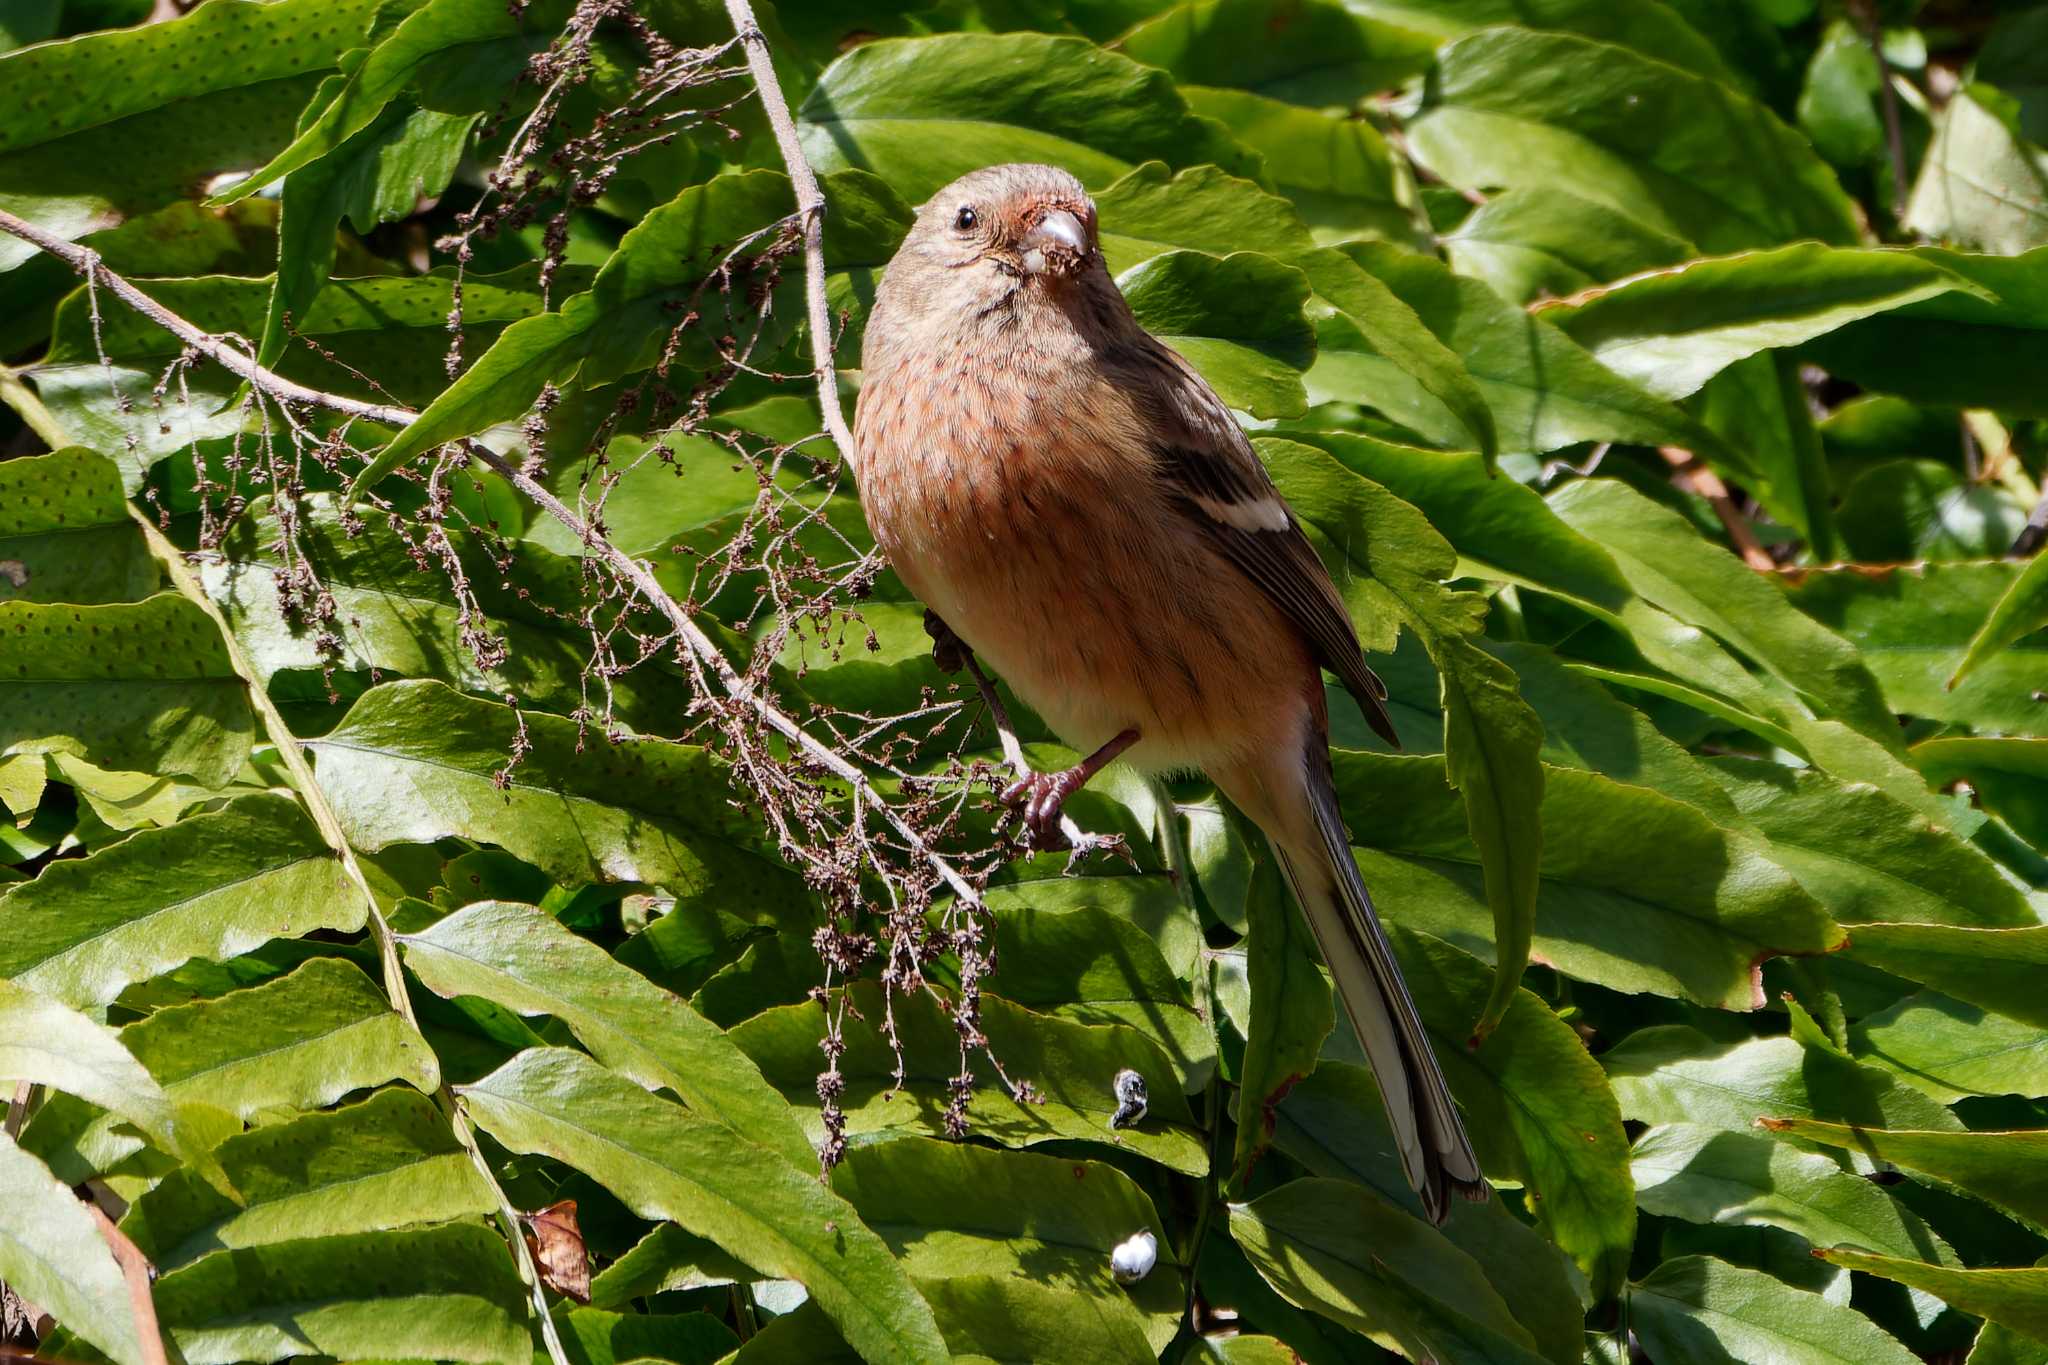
[{"xmin": 953, "ymin": 205, "xmax": 978, "ymax": 232}]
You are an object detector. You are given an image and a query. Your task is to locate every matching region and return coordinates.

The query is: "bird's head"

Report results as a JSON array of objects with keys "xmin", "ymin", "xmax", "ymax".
[{"xmin": 865, "ymin": 163, "xmax": 1114, "ymax": 358}]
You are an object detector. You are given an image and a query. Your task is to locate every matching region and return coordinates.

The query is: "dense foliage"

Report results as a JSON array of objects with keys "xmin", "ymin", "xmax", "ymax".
[{"xmin": 3, "ymin": 0, "xmax": 2048, "ymax": 1362}]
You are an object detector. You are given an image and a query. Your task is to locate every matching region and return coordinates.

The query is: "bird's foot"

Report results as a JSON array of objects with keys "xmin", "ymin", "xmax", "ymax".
[
  {"xmin": 923, "ymin": 609, "xmax": 967, "ymax": 675},
  {"xmin": 998, "ymin": 728, "xmax": 1142, "ymax": 871}
]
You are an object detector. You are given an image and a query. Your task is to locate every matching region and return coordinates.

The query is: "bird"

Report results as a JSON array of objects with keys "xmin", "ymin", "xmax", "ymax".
[{"xmin": 850, "ymin": 162, "xmax": 1486, "ymax": 1222}]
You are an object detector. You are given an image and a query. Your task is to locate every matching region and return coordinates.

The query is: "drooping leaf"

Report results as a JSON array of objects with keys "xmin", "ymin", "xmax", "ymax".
[
  {"xmin": 1633, "ymin": 1123, "xmax": 1959, "ymax": 1265},
  {"xmin": 0, "ymin": 446, "xmax": 153, "ymax": 605},
  {"xmin": 0, "ymin": 593, "xmax": 253, "ymax": 786},
  {"xmin": 149, "ymin": 1221, "xmax": 531, "ymax": 1365},
  {"xmin": 120, "ymin": 1087, "xmax": 494, "ymax": 1271},
  {"xmin": 1228, "ymin": 1177, "xmax": 1548, "ymax": 1365},
  {"xmin": 1631, "ymin": 1255, "xmax": 1922, "ymax": 1365},
  {"xmin": 0, "ymin": 1133, "xmax": 143, "ymax": 1365},
  {"xmin": 1759, "ymin": 1117, "xmax": 2048, "ymax": 1239},
  {"xmin": 1409, "ymin": 28, "xmax": 1860, "ymax": 253},
  {"xmin": 1814, "ymin": 1250, "xmax": 2048, "ymax": 1342},
  {"xmin": 796, "ymin": 32, "xmax": 1258, "ymax": 200},
  {"xmin": 305, "ymin": 680, "xmax": 804, "ymax": 920},
  {"xmin": 458, "ymin": 1046, "xmax": 949, "ymax": 1364},
  {"xmin": 401, "ymin": 899, "xmax": 813, "ymax": 1171},
  {"xmin": 0, "ymin": 793, "xmax": 360, "ymax": 1008},
  {"xmin": 728, "ymin": 981, "xmax": 1206, "ymax": 1174}
]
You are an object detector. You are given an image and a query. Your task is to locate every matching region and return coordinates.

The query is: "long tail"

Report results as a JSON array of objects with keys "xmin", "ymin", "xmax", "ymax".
[{"xmin": 1270, "ymin": 749, "xmax": 1487, "ymax": 1224}]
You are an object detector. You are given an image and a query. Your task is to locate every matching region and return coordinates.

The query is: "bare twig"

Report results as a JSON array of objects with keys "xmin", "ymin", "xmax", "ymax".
[
  {"xmin": 1660, "ymin": 446, "xmax": 1775, "ymax": 571},
  {"xmin": 1854, "ymin": 0, "xmax": 1912, "ymax": 224},
  {"xmin": 81, "ymin": 1204, "xmax": 164, "ymax": 1365}
]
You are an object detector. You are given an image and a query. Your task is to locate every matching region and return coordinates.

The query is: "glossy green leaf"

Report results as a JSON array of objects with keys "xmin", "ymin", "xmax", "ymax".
[
  {"xmin": 1970, "ymin": 1320, "xmax": 2048, "ymax": 1365},
  {"xmin": 1094, "ymin": 161, "xmax": 1314, "ymax": 273},
  {"xmin": 1956, "ymin": 551, "xmax": 2048, "ymax": 688},
  {"xmin": 1118, "ymin": 0, "xmax": 1434, "ymax": 106},
  {"xmin": 1905, "ymin": 86, "xmax": 2048, "ymax": 255},
  {"xmin": 0, "ymin": 446, "xmax": 152, "ymax": 604},
  {"xmin": 1231, "ymin": 836, "xmax": 1334, "ymax": 1187},
  {"xmin": 1547, "ymin": 243, "xmax": 1986, "ymax": 400},
  {"xmin": 0, "ymin": 1133, "xmax": 143, "ymax": 1365},
  {"xmin": 1228, "ymin": 1178, "xmax": 1548, "ymax": 1365},
  {"xmin": 354, "ymin": 169, "xmax": 798, "ymax": 494},
  {"xmin": 1633, "ymin": 1123, "xmax": 1959, "ymax": 1264},
  {"xmin": 1852, "ymin": 992, "xmax": 2048, "ymax": 1103},
  {"xmin": 121, "ymin": 1087, "xmax": 492, "ymax": 1273},
  {"xmin": 1693, "ymin": 353, "xmax": 1842, "ymax": 560},
  {"xmin": 1631, "ymin": 1255, "xmax": 1921, "ymax": 1365},
  {"xmin": 150, "ymin": 1221, "xmax": 530, "ymax": 1365},
  {"xmin": 721, "ymin": 1276, "xmax": 1159, "ymax": 1364},
  {"xmin": 728, "ymin": 981, "xmax": 1206, "ymax": 1173},
  {"xmin": 0, "ymin": 0, "xmax": 383, "ymax": 270},
  {"xmin": 458, "ymin": 1046, "xmax": 948, "ymax": 1364},
  {"xmin": 588, "ymin": 1224, "xmax": 754, "ymax": 1307},
  {"xmin": 1842, "ymin": 923, "xmax": 2048, "ymax": 1030},
  {"xmin": 1182, "ymin": 86, "xmax": 1419, "ymax": 247},
  {"xmin": 1442, "ymin": 187, "xmax": 1691, "ymax": 305},
  {"xmin": 832, "ymin": 1138, "xmax": 1181, "ymax": 1352},
  {"xmin": 1837, "ymin": 458, "xmax": 2030, "ymax": 561},
  {"xmin": 402, "ymin": 899, "xmax": 812, "ymax": 1170},
  {"xmin": 1789, "ymin": 563, "xmax": 2048, "ymax": 735},
  {"xmin": 1343, "ymin": 0, "xmax": 1738, "ymax": 80},
  {"xmin": 1914, "ymin": 738, "xmax": 2048, "ymax": 848},
  {"xmin": 306, "ymin": 680, "xmax": 802, "ymax": 919},
  {"xmin": 557, "ymin": 1308, "xmax": 735, "ymax": 1365},
  {"xmin": 796, "ymin": 32, "xmax": 1257, "ymax": 200},
  {"xmin": 0, "ymin": 593, "xmax": 252, "ymax": 786},
  {"xmin": 1117, "ymin": 250, "xmax": 1313, "ymax": 418},
  {"xmin": 0, "ymin": 793, "xmax": 360, "ymax": 1008},
  {"xmin": 1410, "ymin": 28, "xmax": 1859, "ymax": 254},
  {"xmin": 1258, "ymin": 439, "xmax": 1543, "ymax": 1032},
  {"xmin": 1815, "ymin": 1250, "xmax": 2048, "ymax": 1342},
  {"xmin": 1760, "ymin": 1117, "xmax": 2048, "ymax": 1238}
]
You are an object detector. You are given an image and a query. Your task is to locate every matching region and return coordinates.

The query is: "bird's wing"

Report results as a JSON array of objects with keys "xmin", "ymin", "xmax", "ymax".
[{"xmin": 1125, "ymin": 343, "xmax": 1399, "ymax": 746}]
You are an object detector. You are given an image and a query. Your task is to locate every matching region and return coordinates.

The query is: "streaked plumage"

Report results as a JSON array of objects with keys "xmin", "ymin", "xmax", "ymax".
[{"xmin": 853, "ymin": 163, "xmax": 1484, "ymax": 1221}]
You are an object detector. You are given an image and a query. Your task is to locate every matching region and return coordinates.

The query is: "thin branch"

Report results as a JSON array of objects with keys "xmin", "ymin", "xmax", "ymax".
[
  {"xmin": 1855, "ymin": 0, "xmax": 1912, "ymax": 225},
  {"xmin": 1660, "ymin": 446, "xmax": 1774, "ymax": 571},
  {"xmin": 81, "ymin": 1204, "xmax": 164, "ymax": 1365}
]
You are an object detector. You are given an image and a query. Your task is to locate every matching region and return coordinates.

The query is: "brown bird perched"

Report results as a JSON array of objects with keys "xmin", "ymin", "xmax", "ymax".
[{"xmin": 853, "ymin": 162, "xmax": 1485, "ymax": 1222}]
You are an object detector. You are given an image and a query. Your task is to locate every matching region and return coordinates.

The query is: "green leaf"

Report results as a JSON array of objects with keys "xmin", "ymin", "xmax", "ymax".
[
  {"xmin": 217, "ymin": 0, "xmax": 549, "ymax": 205},
  {"xmin": 1545, "ymin": 243, "xmax": 1988, "ymax": 400},
  {"xmin": 721, "ymin": 1277, "xmax": 1160, "ymax": 1363},
  {"xmin": 0, "ymin": 447, "xmax": 153, "ymax": 605},
  {"xmin": 458, "ymin": 1046, "xmax": 948, "ymax": 1364},
  {"xmin": 1228, "ymin": 1177, "xmax": 1548, "ymax": 1365},
  {"xmin": 1117, "ymin": 250, "xmax": 1314, "ymax": 418},
  {"xmin": 1285, "ymin": 249, "xmax": 1497, "ymax": 462},
  {"xmin": 1271, "ymin": 1061, "xmax": 1587, "ymax": 1365},
  {"xmin": 1914, "ymin": 738, "xmax": 2048, "ymax": 848},
  {"xmin": 1970, "ymin": 1320, "xmax": 2048, "ymax": 1365},
  {"xmin": 20, "ymin": 956, "xmax": 437, "ymax": 1183},
  {"xmin": 1094, "ymin": 161, "xmax": 1315, "ymax": 274},
  {"xmin": 0, "ymin": 793, "xmax": 361, "ymax": 1009},
  {"xmin": 1334, "ymin": 753, "xmax": 1843, "ymax": 1010},
  {"xmin": 257, "ymin": 91, "xmax": 477, "ymax": 368},
  {"xmin": 401, "ymin": 899, "xmax": 813, "ymax": 1171},
  {"xmin": 1631, "ymin": 1255, "xmax": 1921, "ymax": 1365},
  {"xmin": 728, "ymin": 981, "xmax": 1207, "ymax": 1173},
  {"xmin": 1442, "ymin": 187, "xmax": 1692, "ymax": 305},
  {"xmin": 1321, "ymin": 243, "xmax": 1726, "ymax": 458},
  {"xmin": 983, "ymin": 903, "xmax": 1215, "ymax": 1091},
  {"xmin": 0, "ymin": 1133, "xmax": 143, "ymax": 1365},
  {"xmin": 120, "ymin": 1088, "xmax": 494, "ymax": 1272},
  {"xmin": 1905, "ymin": 86, "xmax": 2048, "ymax": 255},
  {"xmin": 1257, "ymin": 439, "xmax": 1544, "ymax": 1033},
  {"xmin": 0, "ymin": 0, "xmax": 384, "ymax": 270},
  {"xmin": 1605, "ymin": 1027, "xmax": 1965, "ymax": 1136},
  {"xmin": 1117, "ymin": 0, "xmax": 1436, "ymax": 106},
  {"xmin": 1852, "ymin": 992, "xmax": 2048, "ymax": 1103},
  {"xmin": 1704, "ymin": 759, "xmax": 2031, "ymax": 929},
  {"xmin": 1814, "ymin": 1250, "xmax": 2048, "ymax": 1342},
  {"xmin": 204, "ymin": 494, "xmax": 696, "ymax": 733},
  {"xmin": 353, "ymin": 169, "xmax": 798, "ymax": 494},
  {"xmin": 1231, "ymin": 835, "xmax": 1335, "ymax": 1188},
  {"xmin": 0, "ymin": 978, "xmax": 226, "ymax": 1184},
  {"xmin": 1788, "ymin": 563, "xmax": 2048, "ymax": 735},
  {"xmin": 1801, "ymin": 248, "xmax": 2048, "ymax": 417},
  {"xmin": 1409, "ymin": 28, "xmax": 1859, "ymax": 254},
  {"xmin": 0, "ymin": 593, "xmax": 253, "ymax": 787},
  {"xmin": 1548, "ymin": 478, "xmax": 1896, "ymax": 741},
  {"xmin": 150, "ymin": 1221, "xmax": 531, "ymax": 1365},
  {"xmin": 796, "ymin": 32, "xmax": 1257, "ymax": 201},
  {"xmin": 1693, "ymin": 353, "xmax": 1842, "ymax": 561},
  {"xmin": 1758, "ymin": 1117, "xmax": 2048, "ymax": 1239},
  {"xmin": 1633, "ymin": 1123, "xmax": 1959, "ymax": 1264},
  {"xmin": 1843, "ymin": 923, "xmax": 2048, "ymax": 1030},
  {"xmin": 305, "ymin": 680, "xmax": 803, "ymax": 919},
  {"xmin": 1343, "ymin": 0, "xmax": 1740, "ymax": 82},
  {"xmin": 1837, "ymin": 459, "xmax": 2030, "ymax": 561},
  {"xmin": 589, "ymin": 1224, "xmax": 754, "ymax": 1307},
  {"xmin": 557, "ymin": 1308, "xmax": 735, "ymax": 1365},
  {"xmin": 832, "ymin": 1137, "xmax": 1181, "ymax": 1353},
  {"xmin": 1181, "ymin": 86, "xmax": 1420, "ymax": 247},
  {"xmin": 1956, "ymin": 551, "xmax": 2048, "ymax": 688}
]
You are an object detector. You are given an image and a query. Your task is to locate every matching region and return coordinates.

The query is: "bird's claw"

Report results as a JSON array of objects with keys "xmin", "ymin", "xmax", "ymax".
[
  {"xmin": 923, "ymin": 609, "xmax": 967, "ymax": 675},
  {"xmin": 999, "ymin": 767, "xmax": 1135, "ymax": 873}
]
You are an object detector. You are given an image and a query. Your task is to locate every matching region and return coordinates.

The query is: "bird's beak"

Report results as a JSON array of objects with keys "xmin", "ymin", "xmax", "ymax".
[{"xmin": 1021, "ymin": 208, "xmax": 1090, "ymax": 277}]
